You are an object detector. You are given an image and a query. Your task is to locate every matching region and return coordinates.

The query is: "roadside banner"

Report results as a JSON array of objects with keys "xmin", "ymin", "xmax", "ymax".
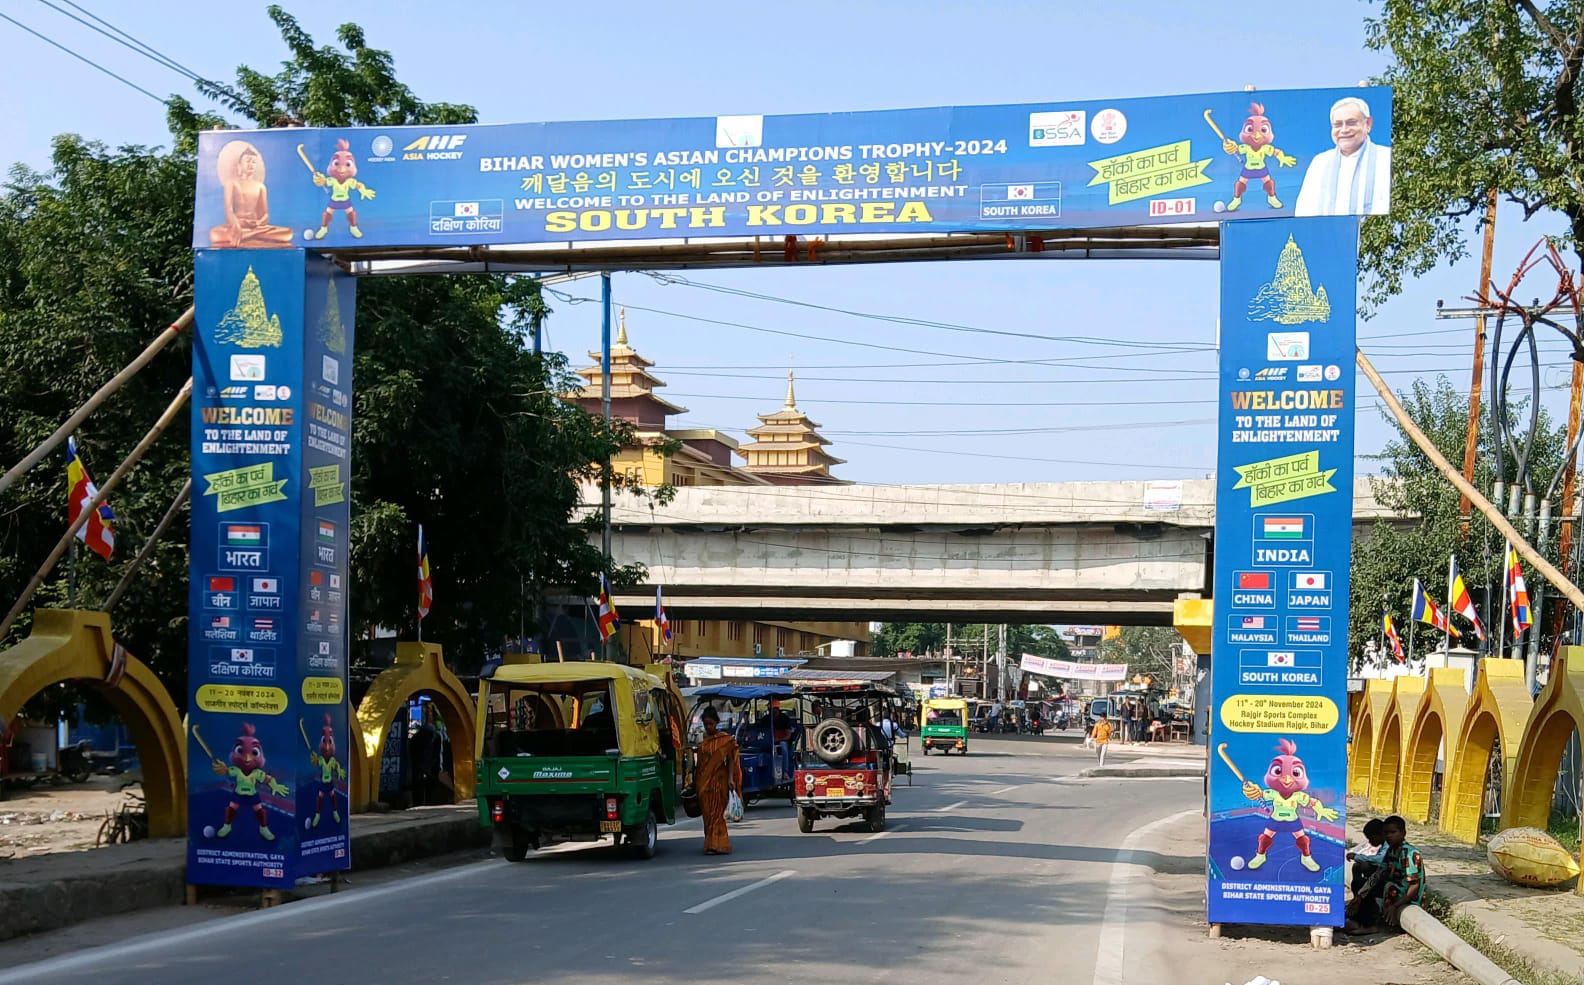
[
  {"xmin": 194, "ymin": 87, "xmax": 1391, "ymax": 251},
  {"xmin": 1208, "ymin": 217, "xmax": 1357, "ymax": 927},
  {"xmin": 1019, "ymin": 654, "xmax": 1128, "ymax": 681}
]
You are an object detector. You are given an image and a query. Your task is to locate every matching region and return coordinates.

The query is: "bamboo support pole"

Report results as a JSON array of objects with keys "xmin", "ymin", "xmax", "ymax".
[
  {"xmin": 1358, "ymin": 348, "xmax": 1584, "ymax": 613},
  {"xmin": 104, "ymin": 477, "xmax": 192, "ymax": 612},
  {"xmin": 0, "ymin": 379, "xmax": 193, "ymax": 641},
  {"xmin": 0, "ymin": 307, "xmax": 194, "ymax": 497}
]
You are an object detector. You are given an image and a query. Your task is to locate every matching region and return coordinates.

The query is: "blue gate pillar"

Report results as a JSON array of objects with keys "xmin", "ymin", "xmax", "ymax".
[
  {"xmin": 1206, "ymin": 217, "xmax": 1358, "ymax": 928},
  {"xmin": 187, "ymin": 248, "xmax": 355, "ymax": 888}
]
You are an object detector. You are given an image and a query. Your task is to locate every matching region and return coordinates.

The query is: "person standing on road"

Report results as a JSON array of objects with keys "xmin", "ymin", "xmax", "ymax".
[
  {"xmin": 1119, "ymin": 699, "xmax": 1134, "ymax": 746},
  {"xmin": 1091, "ymin": 715, "xmax": 1113, "ymax": 765},
  {"xmin": 695, "ymin": 706, "xmax": 742, "ymax": 856}
]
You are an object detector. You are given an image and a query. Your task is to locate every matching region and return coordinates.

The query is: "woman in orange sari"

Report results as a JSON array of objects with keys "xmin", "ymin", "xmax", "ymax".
[{"xmin": 695, "ymin": 706, "xmax": 742, "ymax": 855}]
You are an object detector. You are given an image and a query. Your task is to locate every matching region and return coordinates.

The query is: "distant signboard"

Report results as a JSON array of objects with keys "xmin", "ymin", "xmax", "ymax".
[{"xmin": 1020, "ymin": 654, "xmax": 1128, "ymax": 681}]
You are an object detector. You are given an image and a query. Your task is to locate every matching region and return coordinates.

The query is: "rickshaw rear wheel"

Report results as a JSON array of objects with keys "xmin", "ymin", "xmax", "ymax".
[
  {"xmin": 502, "ymin": 845, "xmax": 529, "ymax": 862},
  {"xmin": 797, "ymin": 810, "xmax": 814, "ymax": 833},
  {"xmin": 865, "ymin": 805, "xmax": 886, "ymax": 833},
  {"xmin": 626, "ymin": 813, "xmax": 658, "ymax": 859}
]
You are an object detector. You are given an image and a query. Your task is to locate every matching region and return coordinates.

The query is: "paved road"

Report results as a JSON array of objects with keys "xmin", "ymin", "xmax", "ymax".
[{"xmin": 0, "ymin": 735, "xmax": 1195, "ymax": 985}]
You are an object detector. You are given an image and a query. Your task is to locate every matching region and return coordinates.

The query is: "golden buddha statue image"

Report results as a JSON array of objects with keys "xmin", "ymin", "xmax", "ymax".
[{"xmin": 208, "ymin": 140, "xmax": 294, "ymax": 249}]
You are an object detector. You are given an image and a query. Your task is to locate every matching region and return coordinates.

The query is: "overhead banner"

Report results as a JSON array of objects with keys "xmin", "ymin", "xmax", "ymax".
[
  {"xmin": 194, "ymin": 87, "xmax": 1391, "ymax": 250},
  {"xmin": 1208, "ymin": 217, "xmax": 1357, "ymax": 928},
  {"xmin": 1019, "ymin": 654, "xmax": 1128, "ymax": 681},
  {"xmin": 188, "ymin": 249, "xmax": 355, "ymax": 889}
]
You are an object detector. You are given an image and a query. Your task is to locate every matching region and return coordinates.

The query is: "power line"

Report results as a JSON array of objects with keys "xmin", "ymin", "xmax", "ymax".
[
  {"xmin": 0, "ymin": 11, "xmax": 167, "ymax": 105},
  {"xmin": 644, "ymin": 272, "xmax": 1208, "ymax": 350},
  {"xmin": 547, "ymin": 290, "xmax": 1216, "ymax": 368},
  {"xmin": 666, "ymin": 391, "xmax": 1218, "ymax": 408},
  {"xmin": 36, "ymin": 0, "xmax": 202, "ymax": 82}
]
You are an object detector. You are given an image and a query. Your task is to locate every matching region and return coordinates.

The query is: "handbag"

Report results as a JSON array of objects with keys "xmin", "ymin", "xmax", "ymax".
[
  {"xmin": 725, "ymin": 790, "xmax": 744, "ymax": 823},
  {"xmin": 680, "ymin": 785, "xmax": 702, "ymax": 818}
]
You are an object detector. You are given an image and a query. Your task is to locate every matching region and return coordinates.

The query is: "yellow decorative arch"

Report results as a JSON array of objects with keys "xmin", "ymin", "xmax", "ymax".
[
  {"xmin": 1370, "ymin": 675, "xmax": 1425, "ymax": 813},
  {"xmin": 1502, "ymin": 647, "xmax": 1584, "ymax": 853},
  {"xmin": 1348, "ymin": 679, "xmax": 1394, "ymax": 797},
  {"xmin": 1400, "ymin": 667, "xmax": 1470, "ymax": 825},
  {"xmin": 341, "ymin": 698, "xmax": 372, "ymax": 814},
  {"xmin": 354, "ymin": 642, "xmax": 477, "ymax": 808},
  {"xmin": 0, "ymin": 609, "xmax": 186, "ymax": 837},
  {"xmin": 1443, "ymin": 658, "xmax": 1530, "ymax": 843}
]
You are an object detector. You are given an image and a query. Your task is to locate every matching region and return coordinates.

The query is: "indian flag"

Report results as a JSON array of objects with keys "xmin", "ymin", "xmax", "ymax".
[
  {"xmin": 1261, "ymin": 517, "xmax": 1305, "ymax": 540},
  {"xmin": 224, "ymin": 524, "xmax": 263, "ymax": 547}
]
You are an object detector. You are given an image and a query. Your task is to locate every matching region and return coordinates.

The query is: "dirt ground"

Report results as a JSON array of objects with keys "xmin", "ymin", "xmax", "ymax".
[
  {"xmin": 1148, "ymin": 812, "xmax": 1471, "ymax": 985},
  {"xmin": 0, "ymin": 775, "xmax": 144, "ymax": 858}
]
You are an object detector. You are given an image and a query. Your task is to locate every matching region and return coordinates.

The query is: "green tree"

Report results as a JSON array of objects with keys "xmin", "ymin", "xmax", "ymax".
[
  {"xmin": 1350, "ymin": 377, "xmax": 1568, "ymax": 665},
  {"xmin": 1099, "ymin": 626, "xmax": 1182, "ymax": 683},
  {"xmin": 0, "ymin": 8, "xmax": 643, "ymax": 695},
  {"xmin": 870, "ymin": 622, "xmax": 947, "ymax": 657},
  {"xmin": 1363, "ymin": 1, "xmax": 1584, "ymax": 308}
]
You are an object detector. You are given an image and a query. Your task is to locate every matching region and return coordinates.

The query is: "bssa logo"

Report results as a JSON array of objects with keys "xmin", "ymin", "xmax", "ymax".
[
  {"xmin": 403, "ymin": 134, "xmax": 468, "ymax": 161},
  {"xmin": 1029, "ymin": 111, "xmax": 1086, "ymax": 147}
]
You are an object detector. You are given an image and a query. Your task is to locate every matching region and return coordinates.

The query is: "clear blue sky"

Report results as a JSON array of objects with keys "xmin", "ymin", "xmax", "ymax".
[{"xmin": 4, "ymin": 1, "xmax": 1573, "ymax": 485}]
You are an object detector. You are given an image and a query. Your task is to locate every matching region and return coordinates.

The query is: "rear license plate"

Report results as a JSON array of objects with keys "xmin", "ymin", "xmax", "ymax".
[
  {"xmin": 599, "ymin": 819, "xmax": 622, "ymax": 833},
  {"xmin": 823, "ymin": 786, "xmax": 848, "ymax": 797}
]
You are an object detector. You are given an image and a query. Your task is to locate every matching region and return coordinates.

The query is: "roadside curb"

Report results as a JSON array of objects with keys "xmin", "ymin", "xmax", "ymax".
[
  {"xmin": 1077, "ymin": 765, "xmax": 1206, "ymax": 779},
  {"xmin": 0, "ymin": 810, "xmax": 488, "ymax": 942}
]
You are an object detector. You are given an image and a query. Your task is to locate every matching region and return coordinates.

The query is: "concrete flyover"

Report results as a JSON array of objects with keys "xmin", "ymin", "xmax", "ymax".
[{"xmin": 594, "ymin": 478, "xmax": 1398, "ymax": 624}]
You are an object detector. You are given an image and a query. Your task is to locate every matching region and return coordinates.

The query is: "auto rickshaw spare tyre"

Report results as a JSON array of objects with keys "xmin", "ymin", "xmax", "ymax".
[
  {"xmin": 812, "ymin": 718, "xmax": 856, "ymax": 764},
  {"xmin": 865, "ymin": 805, "xmax": 885, "ymax": 833},
  {"xmin": 626, "ymin": 813, "xmax": 658, "ymax": 860},
  {"xmin": 798, "ymin": 810, "xmax": 815, "ymax": 833}
]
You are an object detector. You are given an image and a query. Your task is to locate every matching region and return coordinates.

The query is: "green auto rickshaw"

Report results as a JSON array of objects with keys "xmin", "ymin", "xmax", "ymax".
[
  {"xmin": 474, "ymin": 662, "xmax": 685, "ymax": 860},
  {"xmin": 920, "ymin": 696, "xmax": 969, "ymax": 754}
]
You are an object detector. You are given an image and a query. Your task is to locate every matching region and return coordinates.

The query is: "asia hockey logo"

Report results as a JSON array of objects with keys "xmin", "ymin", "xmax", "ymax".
[{"xmin": 403, "ymin": 134, "xmax": 468, "ymax": 161}]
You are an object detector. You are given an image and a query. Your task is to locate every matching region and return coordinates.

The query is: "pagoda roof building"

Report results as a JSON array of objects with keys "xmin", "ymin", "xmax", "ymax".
[
  {"xmin": 570, "ymin": 310, "xmax": 765, "ymax": 486},
  {"xmin": 737, "ymin": 372, "xmax": 849, "ymax": 485}
]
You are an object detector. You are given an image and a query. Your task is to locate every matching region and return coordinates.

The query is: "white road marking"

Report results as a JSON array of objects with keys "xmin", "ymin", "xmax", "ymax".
[
  {"xmin": 0, "ymin": 858, "xmax": 501, "ymax": 984},
  {"xmin": 988, "ymin": 784, "xmax": 1019, "ymax": 795},
  {"xmin": 858, "ymin": 823, "xmax": 902, "ymax": 844},
  {"xmin": 684, "ymin": 869, "xmax": 795, "ymax": 914},
  {"xmin": 1092, "ymin": 808, "xmax": 1198, "ymax": 985},
  {"xmin": 936, "ymin": 799, "xmax": 968, "ymax": 812}
]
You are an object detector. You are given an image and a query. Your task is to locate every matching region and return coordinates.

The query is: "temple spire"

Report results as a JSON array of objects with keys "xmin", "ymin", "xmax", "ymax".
[
  {"xmin": 616, "ymin": 306, "xmax": 629, "ymax": 346},
  {"xmin": 784, "ymin": 370, "xmax": 796, "ymax": 409}
]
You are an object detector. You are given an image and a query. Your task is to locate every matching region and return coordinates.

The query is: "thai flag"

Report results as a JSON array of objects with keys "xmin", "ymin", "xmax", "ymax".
[
  {"xmin": 1296, "ymin": 617, "xmax": 1322, "ymax": 631},
  {"xmin": 655, "ymin": 586, "xmax": 672, "ymax": 644},
  {"xmin": 1508, "ymin": 547, "xmax": 1532, "ymax": 634}
]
